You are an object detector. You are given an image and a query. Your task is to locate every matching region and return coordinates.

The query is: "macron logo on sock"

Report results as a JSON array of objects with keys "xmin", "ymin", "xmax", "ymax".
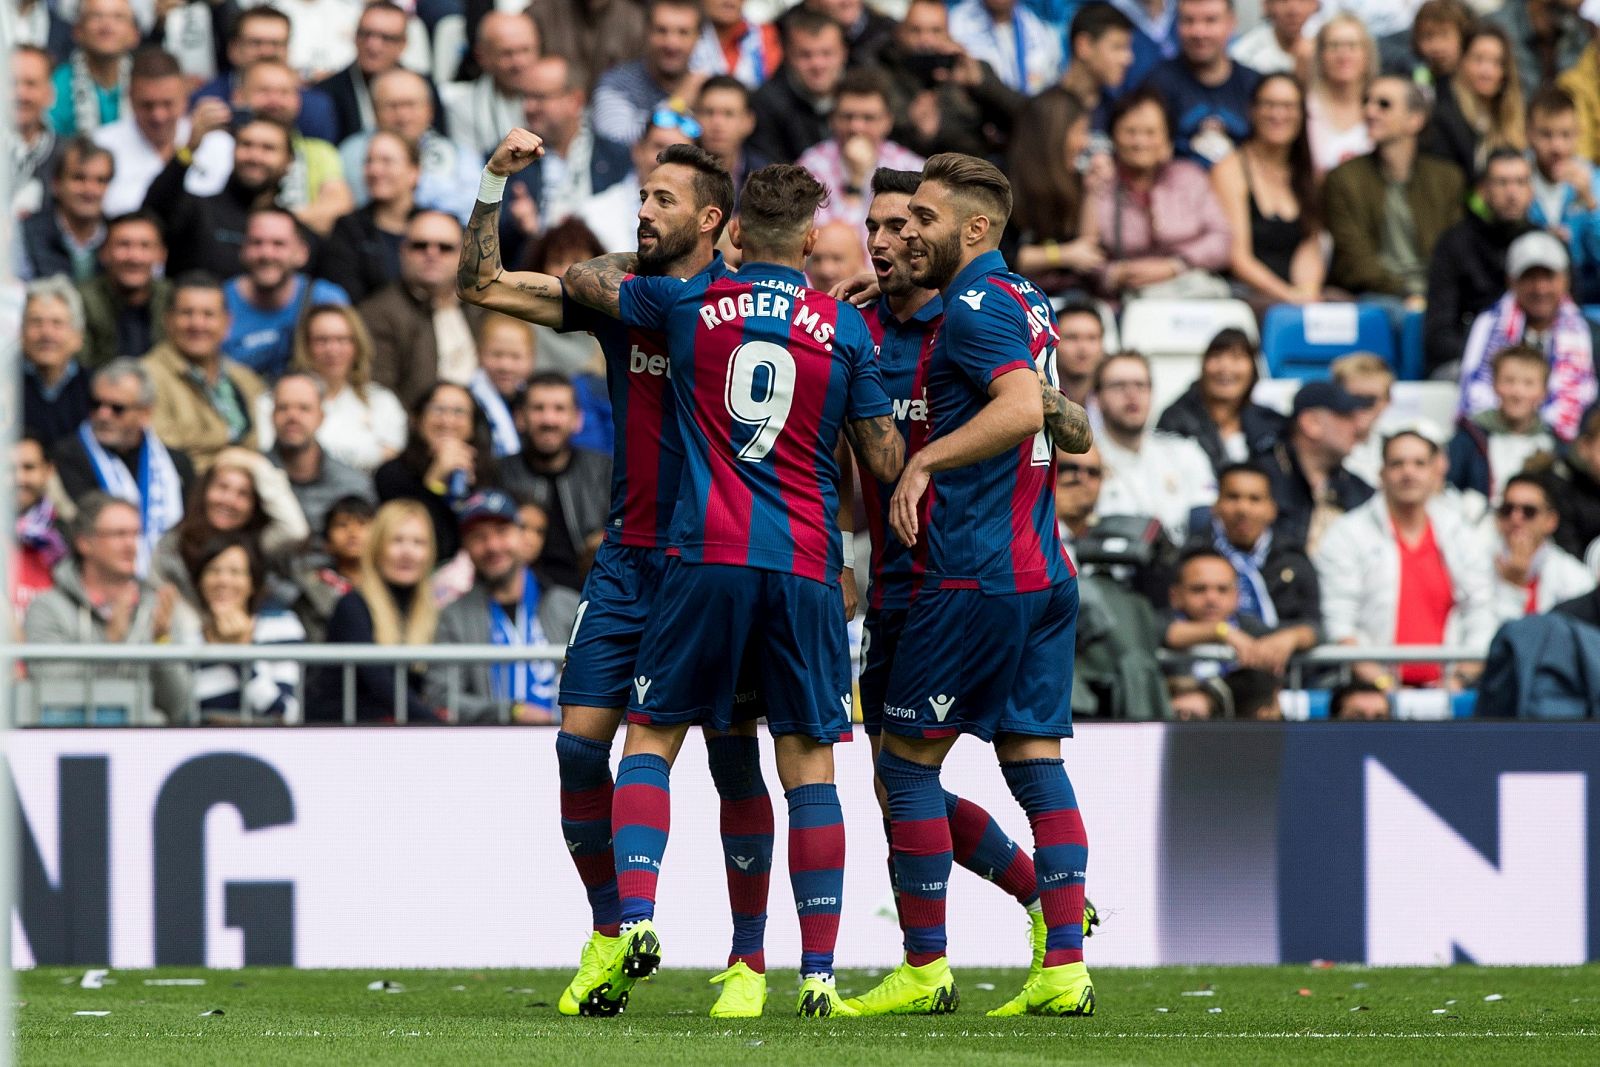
[
  {"xmin": 732, "ymin": 855, "xmax": 755, "ymax": 871},
  {"xmin": 929, "ymin": 694, "xmax": 954, "ymax": 722},
  {"xmin": 634, "ymin": 676, "xmax": 653, "ymax": 703}
]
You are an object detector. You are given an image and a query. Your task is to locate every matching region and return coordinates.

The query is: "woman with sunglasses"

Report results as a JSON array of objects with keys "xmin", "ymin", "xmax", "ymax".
[
  {"xmin": 1157, "ymin": 328, "xmax": 1285, "ymax": 476},
  {"xmin": 319, "ymin": 131, "xmax": 421, "ymax": 304}
]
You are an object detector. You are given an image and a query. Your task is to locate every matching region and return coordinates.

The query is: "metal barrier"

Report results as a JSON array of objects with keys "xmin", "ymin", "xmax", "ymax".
[{"xmin": 7, "ymin": 642, "xmax": 1490, "ymax": 726}]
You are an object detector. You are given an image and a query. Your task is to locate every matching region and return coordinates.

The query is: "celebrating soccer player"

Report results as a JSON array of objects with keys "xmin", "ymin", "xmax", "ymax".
[
  {"xmin": 563, "ymin": 163, "xmax": 906, "ymax": 1018},
  {"xmin": 849, "ymin": 153, "xmax": 1096, "ymax": 1018},
  {"xmin": 458, "ymin": 131, "xmax": 778, "ymax": 1019}
]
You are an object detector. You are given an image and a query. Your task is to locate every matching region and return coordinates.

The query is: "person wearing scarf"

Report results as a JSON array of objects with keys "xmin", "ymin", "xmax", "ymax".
[
  {"xmin": 13, "ymin": 436, "xmax": 68, "ymax": 626},
  {"xmin": 48, "ymin": 0, "xmax": 140, "ymax": 136}
]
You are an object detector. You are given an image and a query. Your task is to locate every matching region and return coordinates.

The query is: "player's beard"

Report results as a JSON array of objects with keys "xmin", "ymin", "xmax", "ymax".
[
  {"xmin": 916, "ymin": 230, "xmax": 963, "ymax": 292},
  {"xmin": 636, "ymin": 219, "xmax": 699, "ymax": 274}
]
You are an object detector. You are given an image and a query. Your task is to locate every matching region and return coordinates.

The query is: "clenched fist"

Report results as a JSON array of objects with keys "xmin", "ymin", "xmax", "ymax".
[{"xmin": 487, "ymin": 129, "xmax": 546, "ymax": 177}]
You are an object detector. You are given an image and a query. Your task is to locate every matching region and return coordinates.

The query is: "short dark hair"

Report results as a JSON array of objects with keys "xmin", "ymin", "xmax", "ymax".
[
  {"xmin": 1528, "ymin": 85, "xmax": 1577, "ymax": 123},
  {"xmin": 1056, "ymin": 300, "xmax": 1102, "ymax": 329},
  {"xmin": 1176, "ymin": 546, "xmax": 1233, "ymax": 578},
  {"xmin": 360, "ymin": 1, "xmax": 407, "ymax": 23},
  {"xmin": 1502, "ymin": 471, "xmax": 1557, "ymax": 510},
  {"xmin": 105, "ymin": 210, "xmax": 166, "ymax": 242},
  {"xmin": 247, "ymin": 205, "xmax": 303, "ymax": 234},
  {"xmin": 1109, "ymin": 86, "xmax": 1173, "ymax": 142},
  {"xmin": 870, "ymin": 168, "xmax": 921, "ymax": 197},
  {"xmin": 130, "ymin": 45, "xmax": 182, "ymax": 81},
  {"xmin": 522, "ymin": 369, "xmax": 577, "ymax": 405},
  {"xmin": 56, "ymin": 136, "xmax": 114, "ymax": 182},
  {"xmin": 648, "ymin": 0, "xmax": 701, "ymax": 23},
  {"xmin": 188, "ymin": 533, "xmax": 269, "ymax": 614},
  {"xmin": 238, "ymin": 114, "xmax": 295, "ymax": 152},
  {"xmin": 698, "ymin": 75, "xmax": 751, "ymax": 110},
  {"xmin": 325, "ymin": 495, "xmax": 376, "ymax": 537},
  {"xmin": 1330, "ymin": 680, "xmax": 1388, "ymax": 719},
  {"xmin": 737, "ymin": 164, "xmax": 829, "ymax": 255},
  {"xmin": 71, "ymin": 492, "xmax": 140, "ymax": 550},
  {"xmin": 1476, "ymin": 147, "xmax": 1529, "ymax": 186},
  {"xmin": 1070, "ymin": 2, "xmax": 1134, "ymax": 47},
  {"xmin": 1217, "ymin": 461, "xmax": 1271, "ymax": 491},
  {"xmin": 922, "ymin": 152, "xmax": 1013, "ymax": 230},
  {"xmin": 230, "ymin": 5, "xmax": 290, "ymax": 41},
  {"xmin": 656, "ymin": 143, "xmax": 735, "ymax": 240},
  {"xmin": 171, "ymin": 270, "xmax": 225, "ymax": 299},
  {"xmin": 836, "ymin": 67, "xmax": 891, "ymax": 110},
  {"xmin": 1492, "ymin": 343, "xmax": 1551, "ymax": 383},
  {"xmin": 784, "ymin": 9, "xmax": 845, "ymax": 44}
]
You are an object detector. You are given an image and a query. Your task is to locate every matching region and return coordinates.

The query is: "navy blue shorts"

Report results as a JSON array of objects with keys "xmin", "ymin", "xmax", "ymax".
[
  {"xmin": 880, "ymin": 581, "xmax": 1079, "ymax": 742},
  {"xmin": 858, "ymin": 606, "xmax": 908, "ymax": 737},
  {"xmin": 627, "ymin": 560, "xmax": 852, "ymax": 744}
]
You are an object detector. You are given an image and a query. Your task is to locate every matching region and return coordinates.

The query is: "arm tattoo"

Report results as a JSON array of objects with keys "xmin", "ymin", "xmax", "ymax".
[
  {"xmin": 563, "ymin": 252, "xmax": 638, "ymax": 316},
  {"xmin": 846, "ymin": 415, "xmax": 906, "ymax": 484},
  {"xmin": 1042, "ymin": 381, "xmax": 1093, "ymax": 454},
  {"xmin": 458, "ymin": 199, "xmax": 503, "ymax": 296}
]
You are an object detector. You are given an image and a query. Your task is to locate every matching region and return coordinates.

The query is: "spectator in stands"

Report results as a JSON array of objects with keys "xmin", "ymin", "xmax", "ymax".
[
  {"xmin": 1145, "ymin": 0, "xmax": 1262, "ymax": 166},
  {"xmin": 1055, "ymin": 442, "xmax": 1105, "ymax": 565},
  {"xmin": 314, "ymin": 499, "xmax": 442, "ymax": 722},
  {"xmin": 1230, "ymin": 0, "xmax": 1316, "ymax": 77},
  {"xmin": 1094, "ymin": 351, "xmax": 1218, "ymax": 540},
  {"xmin": 806, "ymin": 221, "xmax": 866, "ymax": 292},
  {"xmin": 338, "ymin": 70, "xmax": 478, "ymax": 220},
  {"xmin": 443, "ymin": 11, "xmax": 540, "ymax": 158},
  {"xmin": 531, "ymin": 0, "xmax": 647, "ymax": 88},
  {"xmin": 946, "ymin": 0, "xmax": 1061, "ymax": 95},
  {"xmin": 375, "ymin": 381, "xmax": 497, "ymax": 563},
  {"xmin": 782, "ymin": 0, "xmax": 896, "ymax": 68},
  {"xmin": 1266, "ymin": 380, "xmax": 1375, "ymax": 554},
  {"xmin": 1107, "ymin": 0, "xmax": 1178, "ymax": 91},
  {"xmin": 470, "ymin": 316, "xmax": 537, "ymax": 459},
  {"xmin": 223, "ymin": 208, "xmax": 350, "ymax": 380},
  {"xmin": 1332, "ymin": 352, "xmax": 1396, "ymax": 488},
  {"xmin": 1422, "ymin": 24, "xmax": 1526, "ymax": 177},
  {"xmin": 1167, "ymin": 675, "xmax": 1223, "ymax": 719},
  {"xmin": 1060, "ymin": 4, "xmax": 1135, "ymax": 132},
  {"xmin": 1225, "ymin": 669, "xmax": 1283, "ymax": 719},
  {"xmin": 264, "ymin": 372, "xmax": 376, "ymax": 538},
  {"xmin": 22, "ymin": 277, "xmax": 93, "ymax": 448},
  {"xmin": 1329, "ymin": 680, "xmax": 1390, "ymax": 718},
  {"xmin": 152, "ymin": 445, "xmax": 310, "ymax": 606},
  {"xmin": 696, "ymin": 76, "xmax": 769, "ymax": 198},
  {"xmin": 1424, "ymin": 149, "xmax": 1536, "ymax": 378},
  {"xmin": 798, "ymin": 69, "xmax": 924, "ymax": 236},
  {"xmin": 19, "ymin": 137, "xmax": 112, "ymax": 282},
  {"xmin": 591, "ymin": 0, "xmax": 702, "ymax": 148},
  {"xmin": 1054, "ymin": 302, "xmax": 1106, "ymax": 407},
  {"xmin": 512, "ymin": 55, "xmax": 632, "ymax": 236},
  {"xmin": 8, "ymin": 0, "xmax": 72, "ymax": 63},
  {"xmin": 1459, "ymin": 231, "xmax": 1598, "ymax": 442},
  {"xmin": 1526, "ymin": 87, "xmax": 1600, "ymax": 306},
  {"xmin": 690, "ymin": 0, "xmax": 783, "ymax": 89},
  {"xmin": 11, "ymin": 46, "xmax": 59, "ymax": 220},
  {"xmin": 577, "ymin": 115, "xmax": 695, "ymax": 253},
  {"xmin": 144, "ymin": 114, "xmax": 294, "ymax": 279},
  {"xmin": 94, "ymin": 47, "xmax": 230, "ymax": 218},
  {"xmin": 24, "ymin": 493, "xmax": 194, "ymax": 721},
  {"xmin": 1325, "ymin": 75, "xmax": 1464, "ymax": 308},
  {"xmin": 187, "ymin": 534, "xmax": 306, "ymax": 723},
  {"xmin": 1490, "ymin": 471, "xmax": 1595, "ymax": 622},
  {"xmin": 750, "ymin": 11, "xmax": 847, "ymax": 164},
  {"xmin": 79, "ymin": 212, "xmax": 170, "ymax": 371},
  {"xmin": 1557, "ymin": 23, "xmax": 1600, "ymax": 161},
  {"xmin": 1008, "ymin": 88, "xmax": 1102, "ymax": 296},
  {"xmin": 1196, "ymin": 460, "xmax": 1322, "ymax": 636},
  {"xmin": 877, "ymin": 0, "xmax": 1024, "ymax": 160},
  {"xmin": 143, "ymin": 274, "xmax": 267, "ymax": 469},
  {"xmin": 361, "ymin": 210, "xmax": 485, "ymax": 409},
  {"xmin": 191, "ymin": 6, "xmax": 339, "ymax": 142},
  {"xmin": 1490, "ymin": 0, "xmax": 1590, "ymax": 99},
  {"xmin": 52, "ymin": 359, "xmax": 194, "ymax": 571},
  {"xmin": 1163, "ymin": 547, "xmax": 1316, "ymax": 675},
  {"xmin": 1090, "ymin": 87, "xmax": 1232, "ymax": 301},
  {"xmin": 319, "ymin": 132, "xmax": 418, "ymax": 304},
  {"xmin": 1396, "ymin": 0, "xmax": 1470, "ymax": 87},
  {"xmin": 13, "ymin": 435, "xmax": 67, "ymax": 624},
  {"xmin": 1447, "ymin": 345, "xmax": 1559, "ymax": 503},
  {"xmin": 315, "ymin": 1, "xmax": 432, "ymax": 145},
  {"xmin": 302, "ymin": 494, "xmax": 372, "ymax": 610},
  {"xmin": 1209, "ymin": 73, "xmax": 1325, "ymax": 309},
  {"xmin": 427, "ymin": 490, "xmax": 582, "ymax": 723},
  {"xmin": 49, "ymin": 0, "xmax": 140, "ymax": 137},
  {"xmin": 289, "ymin": 304, "xmax": 408, "ymax": 473},
  {"xmin": 1315, "ymin": 425, "xmax": 1496, "ymax": 689},
  {"xmin": 1158, "ymin": 328, "xmax": 1285, "ymax": 474},
  {"xmin": 1304, "ymin": 13, "xmax": 1375, "ymax": 176},
  {"xmin": 493, "ymin": 372, "xmax": 611, "ymax": 591},
  {"xmin": 1548, "ymin": 404, "xmax": 1600, "ymax": 563}
]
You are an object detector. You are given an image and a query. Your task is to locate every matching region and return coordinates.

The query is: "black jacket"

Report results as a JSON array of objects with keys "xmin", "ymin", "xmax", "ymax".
[
  {"xmin": 373, "ymin": 457, "xmax": 469, "ymax": 563},
  {"xmin": 750, "ymin": 70, "xmax": 831, "ymax": 164},
  {"xmin": 1419, "ymin": 76, "xmax": 1481, "ymax": 176},
  {"xmin": 1264, "ymin": 441, "xmax": 1373, "ymax": 551},
  {"xmin": 1156, "ymin": 383, "xmax": 1286, "ymax": 475},
  {"xmin": 1183, "ymin": 527, "xmax": 1323, "ymax": 635},
  {"xmin": 1551, "ymin": 455, "xmax": 1600, "ymax": 561},
  {"xmin": 24, "ymin": 365, "xmax": 93, "ymax": 448},
  {"xmin": 51, "ymin": 429, "xmax": 196, "ymax": 505},
  {"xmin": 1423, "ymin": 212, "xmax": 1531, "ymax": 375},
  {"xmin": 143, "ymin": 160, "xmax": 276, "ymax": 279},
  {"xmin": 877, "ymin": 43, "xmax": 1025, "ymax": 159},
  {"xmin": 317, "ymin": 206, "xmax": 402, "ymax": 304},
  {"xmin": 494, "ymin": 446, "xmax": 612, "ymax": 590},
  {"xmin": 308, "ymin": 588, "xmax": 441, "ymax": 722},
  {"xmin": 20, "ymin": 210, "xmax": 101, "ymax": 282}
]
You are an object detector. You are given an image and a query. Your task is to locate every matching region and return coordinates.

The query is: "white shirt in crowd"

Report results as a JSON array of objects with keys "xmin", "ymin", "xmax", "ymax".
[
  {"xmin": 254, "ymin": 382, "xmax": 408, "ymax": 474},
  {"xmin": 93, "ymin": 118, "xmax": 231, "ymax": 216},
  {"xmin": 1095, "ymin": 430, "xmax": 1218, "ymax": 543},
  {"xmin": 579, "ymin": 176, "xmax": 643, "ymax": 256},
  {"xmin": 1491, "ymin": 538, "xmax": 1596, "ymax": 623}
]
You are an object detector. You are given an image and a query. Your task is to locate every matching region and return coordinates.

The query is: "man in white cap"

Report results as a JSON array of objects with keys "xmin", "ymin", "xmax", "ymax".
[{"xmin": 1458, "ymin": 229, "xmax": 1599, "ymax": 442}]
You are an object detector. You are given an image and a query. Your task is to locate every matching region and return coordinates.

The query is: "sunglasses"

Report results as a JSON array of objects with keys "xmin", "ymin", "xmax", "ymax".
[
  {"xmin": 406, "ymin": 240, "xmax": 456, "ymax": 254},
  {"xmin": 1496, "ymin": 502, "xmax": 1545, "ymax": 520},
  {"xmin": 651, "ymin": 106, "xmax": 703, "ymax": 140},
  {"xmin": 1364, "ymin": 96, "xmax": 1398, "ymax": 111},
  {"xmin": 91, "ymin": 398, "xmax": 130, "ymax": 415},
  {"xmin": 1059, "ymin": 463, "xmax": 1103, "ymax": 479}
]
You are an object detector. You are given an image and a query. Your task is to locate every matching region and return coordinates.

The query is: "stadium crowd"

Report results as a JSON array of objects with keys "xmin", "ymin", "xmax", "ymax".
[{"xmin": 9, "ymin": 0, "xmax": 1600, "ymax": 723}]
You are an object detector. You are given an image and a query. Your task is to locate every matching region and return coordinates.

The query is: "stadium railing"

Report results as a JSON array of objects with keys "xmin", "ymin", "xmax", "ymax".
[{"xmin": 9, "ymin": 642, "xmax": 1488, "ymax": 726}]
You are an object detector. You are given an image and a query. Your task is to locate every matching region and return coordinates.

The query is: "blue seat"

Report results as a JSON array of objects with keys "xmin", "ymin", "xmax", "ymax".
[
  {"xmin": 1261, "ymin": 303, "xmax": 1398, "ymax": 380},
  {"xmin": 1398, "ymin": 309, "xmax": 1426, "ymax": 381}
]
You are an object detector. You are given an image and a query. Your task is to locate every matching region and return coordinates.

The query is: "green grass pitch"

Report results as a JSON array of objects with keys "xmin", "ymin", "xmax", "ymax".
[{"xmin": 18, "ymin": 965, "xmax": 1600, "ymax": 1065}]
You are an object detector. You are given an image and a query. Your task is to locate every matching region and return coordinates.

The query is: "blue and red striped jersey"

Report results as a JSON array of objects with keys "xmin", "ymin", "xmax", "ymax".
[
  {"xmin": 859, "ymin": 294, "xmax": 941, "ymax": 610},
  {"xmin": 559, "ymin": 254, "xmax": 728, "ymax": 549},
  {"xmin": 923, "ymin": 250, "xmax": 1076, "ymax": 595},
  {"xmin": 618, "ymin": 261, "xmax": 891, "ymax": 584}
]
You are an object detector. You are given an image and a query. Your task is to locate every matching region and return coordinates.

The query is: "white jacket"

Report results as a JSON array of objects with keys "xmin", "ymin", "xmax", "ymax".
[
  {"xmin": 1314, "ymin": 494, "xmax": 1498, "ymax": 654},
  {"xmin": 1491, "ymin": 540, "xmax": 1596, "ymax": 622}
]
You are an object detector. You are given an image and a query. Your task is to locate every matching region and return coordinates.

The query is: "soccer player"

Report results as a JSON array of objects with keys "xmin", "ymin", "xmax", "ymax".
[
  {"xmin": 849, "ymin": 153, "xmax": 1096, "ymax": 1018},
  {"xmin": 457, "ymin": 131, "xmax": 776, "ymax": 1020},
  {"xmin": 563, "ymin": 164, "xmax": 906, "ymax": 1018}
]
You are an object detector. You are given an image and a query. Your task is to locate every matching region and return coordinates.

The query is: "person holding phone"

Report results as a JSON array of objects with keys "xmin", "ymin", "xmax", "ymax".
[{"xmin": 878, "ymin": 0, "xmax": 1026, "ymax": 159}]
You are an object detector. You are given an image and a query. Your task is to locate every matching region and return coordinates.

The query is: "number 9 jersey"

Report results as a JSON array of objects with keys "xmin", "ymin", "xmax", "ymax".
[{"xmin": 618, "ymin": 262, "xmax": 891, "ymax": 584}]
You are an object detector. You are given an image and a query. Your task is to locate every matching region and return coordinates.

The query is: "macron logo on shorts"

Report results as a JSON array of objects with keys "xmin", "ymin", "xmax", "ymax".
[
  {"xmin": 634, "ymin": 676, "xmax": 653, "ymax": 703},
  {"xmin": 840, "ymin": 695, "xmax": 852, "ymax": 717},
  {"xmin": 929, "ymin": 694, "xmax": 954, "ymax": 722}
]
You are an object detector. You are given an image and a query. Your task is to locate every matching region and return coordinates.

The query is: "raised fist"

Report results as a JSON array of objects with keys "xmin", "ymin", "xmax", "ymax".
[{"xmin": 487, "ymin": 128, "xmax": 546, "ymax": 177}]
